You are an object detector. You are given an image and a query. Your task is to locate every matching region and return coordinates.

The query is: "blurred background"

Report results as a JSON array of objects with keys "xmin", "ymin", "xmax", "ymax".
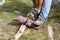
[{"xmin": 0, "ymin": 0, "xmax": 60, "ymax": 40}]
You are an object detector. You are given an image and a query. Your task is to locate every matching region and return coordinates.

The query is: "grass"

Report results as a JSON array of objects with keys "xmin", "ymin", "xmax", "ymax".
[{"xmin": 0, "ymin": 0, "xmax": 60, "ymax": 40}]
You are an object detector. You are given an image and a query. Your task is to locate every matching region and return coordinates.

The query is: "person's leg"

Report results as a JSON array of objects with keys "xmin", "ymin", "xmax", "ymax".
[
  {"xmin": 32, "ymin": 0, "xmax": 43, "ymax": 9},
  {"xmin": 37, "ymin": 0, "xmax": 43, "ymax": 11},
  {"xmin": 38, "ymin": 0, "xmax": 52, "ymax": 20},
  {"xmin": 32, "ymin": 0, "xmax": 43, "ymax": 13},
  {"xmin": 33, "ymin": 0, "xmax": 52, "ymax": 30}
]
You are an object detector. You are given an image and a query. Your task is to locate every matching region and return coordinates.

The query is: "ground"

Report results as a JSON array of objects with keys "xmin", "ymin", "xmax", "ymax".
[{"xmin": 0, "ymin": 0, "xmax": 60, "ymax": 40}]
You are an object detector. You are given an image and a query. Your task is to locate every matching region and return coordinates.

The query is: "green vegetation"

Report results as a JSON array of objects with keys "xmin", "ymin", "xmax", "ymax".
[{"xmin": 0, "ymin": 0, "xmax": 60, "ymax": 40}]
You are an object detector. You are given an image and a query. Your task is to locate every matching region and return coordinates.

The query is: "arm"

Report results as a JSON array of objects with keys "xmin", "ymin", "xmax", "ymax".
[
  {"xmin": 37, "ymin": 0, "xmax": 43, "ymax": 10},
  {"xmin": 27, "ymin": 0, "xmax": 43, "ymax": 19}
]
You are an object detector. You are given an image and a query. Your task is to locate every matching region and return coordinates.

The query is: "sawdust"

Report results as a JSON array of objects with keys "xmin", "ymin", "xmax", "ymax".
[{"xmin": 24, "ymin": 28, "xmax": 31, "ymax": 35}]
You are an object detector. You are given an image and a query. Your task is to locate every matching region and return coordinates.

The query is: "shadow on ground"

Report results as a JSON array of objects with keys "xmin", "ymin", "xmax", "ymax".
[
  {"xmin": 0, "ymin": 1, "xmax": 31, "ymax": 16},
  {"xmin": 8, "ymin": 20, "xmax": 21, "ymax": 26}
]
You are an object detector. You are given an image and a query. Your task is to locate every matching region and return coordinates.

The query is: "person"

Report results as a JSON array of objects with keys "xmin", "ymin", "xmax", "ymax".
[
  {"xmin": 16, "ymin": 0, "xmax": 52, "ymax": 30},
  {"xmin": 27, "ymin": 0, "xmax": 52, "ymax": 29}
]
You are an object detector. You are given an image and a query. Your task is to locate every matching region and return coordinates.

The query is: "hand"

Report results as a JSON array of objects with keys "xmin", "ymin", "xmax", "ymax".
[
  {"xmin": 27, "ymin": 13, "xmax": 34, "ymax": 19},
  {"xmin": 27, "ymin": 13, "xmax": 32, "ymax": 19}
]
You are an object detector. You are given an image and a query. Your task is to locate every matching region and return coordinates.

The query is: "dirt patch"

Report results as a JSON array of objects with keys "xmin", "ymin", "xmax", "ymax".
[{"xmin": 24, "ymin": 28, "xmax": 31, "ymax": 35}]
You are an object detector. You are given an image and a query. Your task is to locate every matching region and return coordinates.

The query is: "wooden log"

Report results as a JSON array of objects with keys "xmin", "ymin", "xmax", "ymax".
[
  {"xmin": 47, "ymin": 25, "xmax": 54, "ymax": 40},
  {"xmin": 9, "ymin": 25, "xmax": 26, "ymax": 40}
]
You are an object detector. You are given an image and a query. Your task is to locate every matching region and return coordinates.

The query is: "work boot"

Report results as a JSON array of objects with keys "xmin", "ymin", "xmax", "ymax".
[
  {"xmin": 15, "ymin": 15, "xmax": 46, "ymax": 30},
  {"xmin": 32, "ymin": 19, "xmax": 46, "ymax": 30}
]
